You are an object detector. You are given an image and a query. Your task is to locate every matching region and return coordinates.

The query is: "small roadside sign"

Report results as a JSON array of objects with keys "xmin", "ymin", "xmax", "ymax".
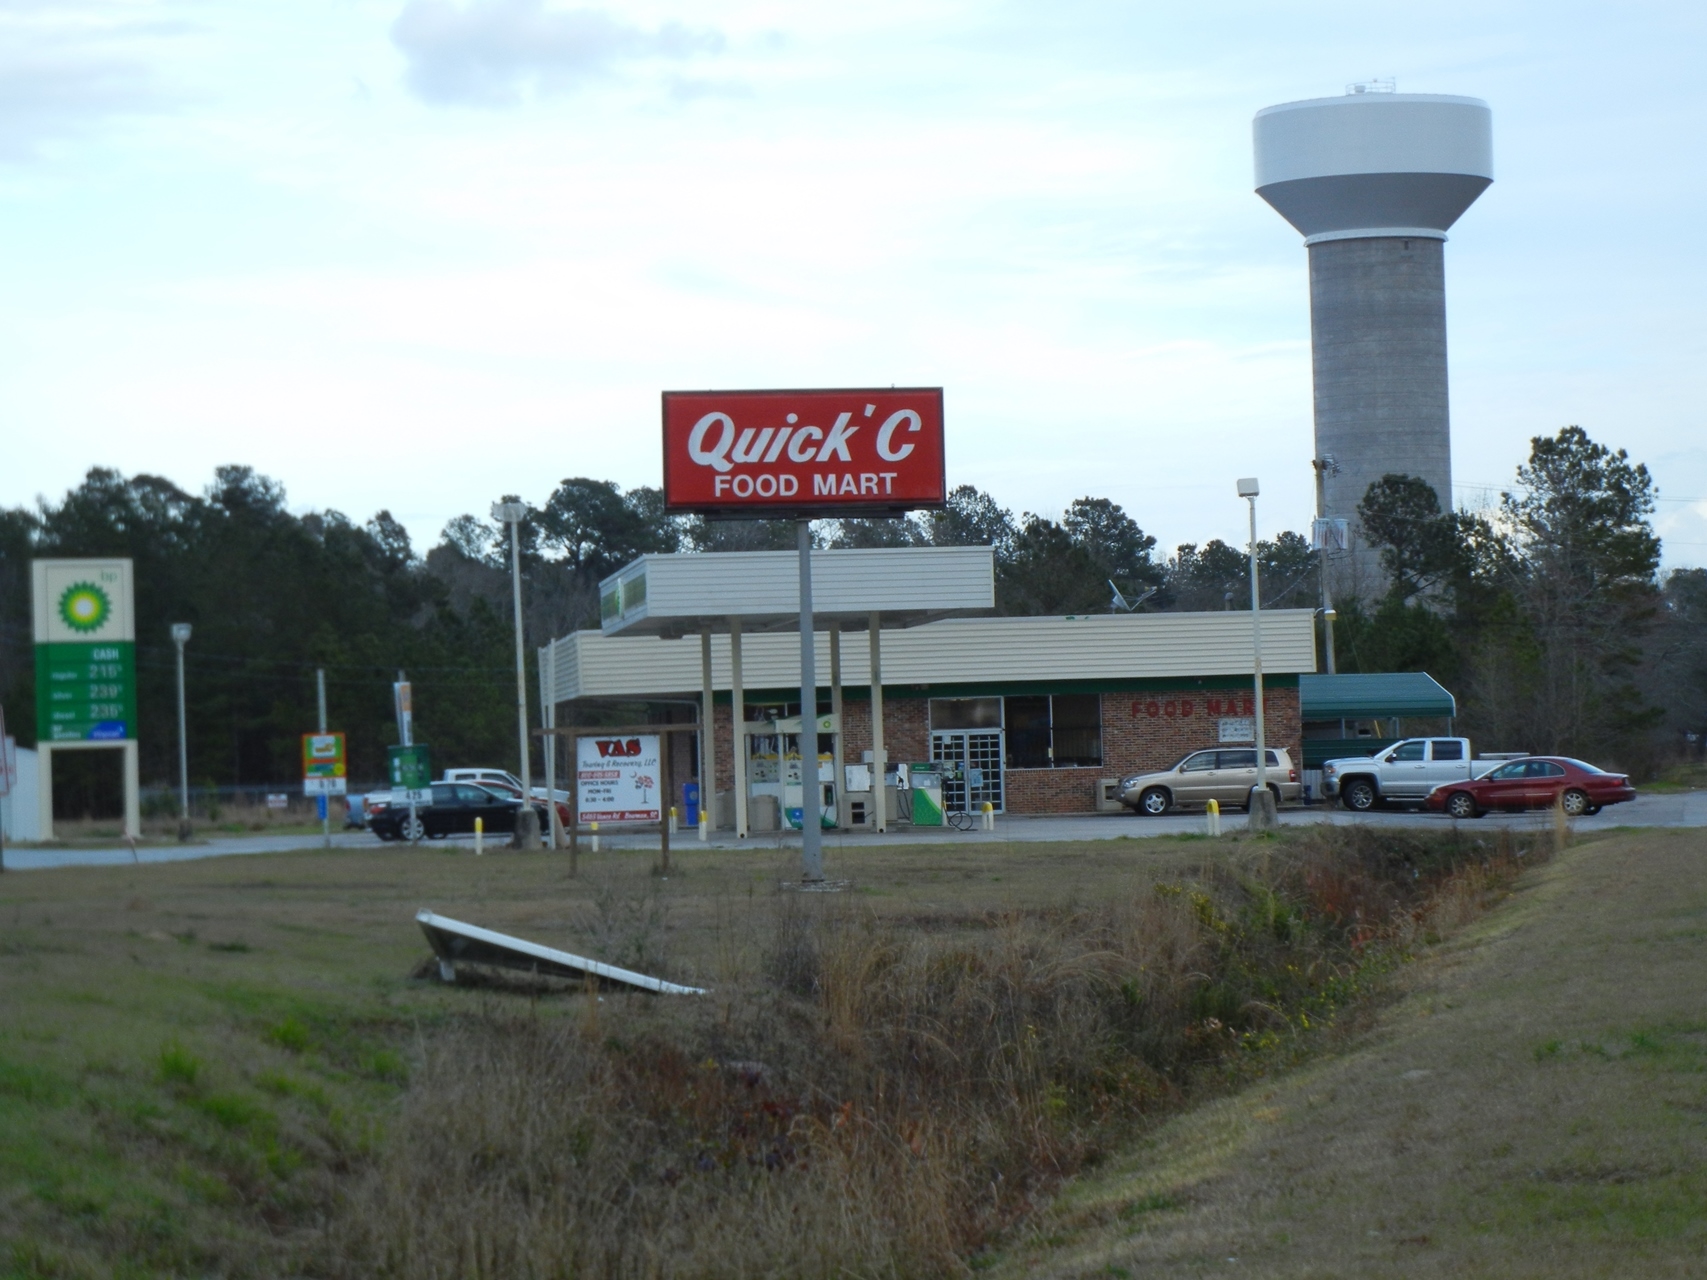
[
  {"xmin": 302, "ymin": 731, "xmax": 348, "ymax": 796},
  {"xmin": 388, "ymin": 743, "xmax": 432, "ymax": 805}
]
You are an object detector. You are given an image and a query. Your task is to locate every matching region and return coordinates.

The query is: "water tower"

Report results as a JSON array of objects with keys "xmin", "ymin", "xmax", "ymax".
[{"xmin": 1254, "ymin": 86, "xmax": 1492, "ymax": 597}]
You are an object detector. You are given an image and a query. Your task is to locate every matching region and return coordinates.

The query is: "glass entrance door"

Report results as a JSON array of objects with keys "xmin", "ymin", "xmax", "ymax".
[{"xmin": 931, "ymin": 731, "xmax": 1004, "ymax": 813}]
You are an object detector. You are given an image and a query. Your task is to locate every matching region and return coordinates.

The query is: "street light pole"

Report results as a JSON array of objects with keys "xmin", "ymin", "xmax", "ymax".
[
  {"xmin": 492, "ymin": 501, "xmax": 539, "ymax": 849},
  {"xmin": 1236, "ymin": 479, "xmax": 1273, "ymax": 829},
  {"xmin": 171, "ymin": 623, "xmax": 193, "ymax": 841}
]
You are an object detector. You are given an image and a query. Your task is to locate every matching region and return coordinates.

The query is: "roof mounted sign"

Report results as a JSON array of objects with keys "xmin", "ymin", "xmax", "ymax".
[{"xmin": 661, "ymin": 387, "xmax": 945, "ymax": 517}]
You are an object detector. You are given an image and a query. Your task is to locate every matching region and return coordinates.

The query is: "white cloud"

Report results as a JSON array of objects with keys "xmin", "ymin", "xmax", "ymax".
[{"xmin": 390, "ymin": 0, "xmax": 724, "ymax": 105}]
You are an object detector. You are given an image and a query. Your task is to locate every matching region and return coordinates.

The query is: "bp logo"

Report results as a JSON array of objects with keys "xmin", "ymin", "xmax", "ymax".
[{"xmin": 58, "ymin": 582, "xmax": 112, "ymax": 634}]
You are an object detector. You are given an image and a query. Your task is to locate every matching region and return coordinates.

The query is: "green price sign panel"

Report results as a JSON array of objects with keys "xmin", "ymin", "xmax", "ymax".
[
  {"xmin": 388, "ymin": 744, "xmax": 432, "ymax": 792},
  {"xmin": 36, "ymin": 642, "xmax": 138, "ymax": 742}
]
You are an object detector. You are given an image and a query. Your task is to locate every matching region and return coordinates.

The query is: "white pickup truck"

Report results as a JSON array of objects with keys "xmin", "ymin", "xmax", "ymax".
[{"xmin": 1320, "ymin": 738, "xmax": 1524, "ymax": 811}]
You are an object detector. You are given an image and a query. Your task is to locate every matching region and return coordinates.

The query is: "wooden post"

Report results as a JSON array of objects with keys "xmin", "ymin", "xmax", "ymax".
[
  {"xmin": 658, "ymin": 730, "xmax": 672, "ymax": 875},
  {"xmin": 567, "ymin": 726, "xmax": 579, "ymax": 876}
]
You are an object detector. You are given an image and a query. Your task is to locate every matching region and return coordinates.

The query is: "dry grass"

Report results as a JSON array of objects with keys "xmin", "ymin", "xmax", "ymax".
[
  {"xmin": 321, "ymin": 826, "xmax": 1544, "ymax": 1279},
  {"xmin": 0, "ymin": 827, "xmax": 1547, "ymax": 1278},
  {"xmin": 997, "ymin": 826, "xmax": 1707, "ymax": 1278}
]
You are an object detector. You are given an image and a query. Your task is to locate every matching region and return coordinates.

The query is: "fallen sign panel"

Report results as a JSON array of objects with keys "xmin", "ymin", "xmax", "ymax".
[{"xmin": 415, "ymin": 909, "xmax": 707, "ymax": 995}]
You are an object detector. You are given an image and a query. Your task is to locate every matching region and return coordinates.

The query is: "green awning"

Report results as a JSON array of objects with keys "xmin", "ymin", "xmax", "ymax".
[{"xmin": 1299, "ymin": 672, "xmax": 1456, "ymax": 722}]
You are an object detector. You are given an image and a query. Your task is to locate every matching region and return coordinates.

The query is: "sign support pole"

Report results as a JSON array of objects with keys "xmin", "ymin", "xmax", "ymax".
[
  {"xmin": 869, "ymin": 612, "xmax": 886, "ymax": 834},
  {"xmin": 399, "ymin": 670, "xmax": 418, "ymax": 845},
  {"xmin": 797, "ymin": 521, "xmax": 824, "ymax": 882},
  {"xmin": 317, "ymin": 668, "xmax": 330, "ymax": 849}
]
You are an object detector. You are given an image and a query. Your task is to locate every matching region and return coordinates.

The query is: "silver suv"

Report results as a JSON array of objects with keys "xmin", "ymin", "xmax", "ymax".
[{"xmin": 1117, "ymin": 747, "xmax": 1301, "ymax": 816}]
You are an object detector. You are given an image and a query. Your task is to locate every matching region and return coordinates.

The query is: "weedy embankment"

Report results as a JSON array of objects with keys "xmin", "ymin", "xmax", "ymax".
[{"xmin": 321, "ymin": 825, "xmax": 1546, "ymax": 1278}]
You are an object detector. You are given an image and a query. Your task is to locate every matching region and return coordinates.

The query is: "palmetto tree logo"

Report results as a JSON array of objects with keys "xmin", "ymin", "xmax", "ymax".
[{"xmin": 58, "ymin": 582, "xmax": 111, "ymax": 633}]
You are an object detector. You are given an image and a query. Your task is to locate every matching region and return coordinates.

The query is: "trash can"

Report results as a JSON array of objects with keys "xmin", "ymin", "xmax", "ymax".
[{"xmin": 683, "ymin": 781, "xmax": 701, "ymax": 827}]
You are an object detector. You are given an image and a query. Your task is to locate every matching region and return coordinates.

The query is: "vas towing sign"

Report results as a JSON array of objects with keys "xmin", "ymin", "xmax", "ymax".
[{"xmin": 32, "ymin": 560, "xmax": 138, "ymax": 742}]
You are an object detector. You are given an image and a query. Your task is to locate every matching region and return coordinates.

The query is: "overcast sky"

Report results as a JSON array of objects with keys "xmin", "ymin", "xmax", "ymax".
[{"xmin": 3, "ymin": 0, "xmax": 1704, "ymax": 565}]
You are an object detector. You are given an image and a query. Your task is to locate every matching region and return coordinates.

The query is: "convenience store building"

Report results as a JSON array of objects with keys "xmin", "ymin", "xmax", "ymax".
[{"xmin": 539, "ymin": 548, "xmax": 1317, "ymax": 824}]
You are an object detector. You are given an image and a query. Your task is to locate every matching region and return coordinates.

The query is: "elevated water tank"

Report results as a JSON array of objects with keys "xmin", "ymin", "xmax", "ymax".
[{"xmin": 1254, "ymin": 89, "xmax": 1492, "ymax": 599}]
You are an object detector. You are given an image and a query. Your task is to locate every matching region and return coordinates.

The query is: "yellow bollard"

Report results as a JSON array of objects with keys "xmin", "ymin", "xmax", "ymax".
[
  {"xmin": 590, "ymin": 820, "xmax": 600, "ymax": 853},
  {"xmin": 1206, "ymin": 798, "xmax": 1221, "ymax": 837},
  {"xmin": 981, "ymin": 800, "xmax": 995, "ymax": 831},
  {"xmin": 474, "ymin": 816, "xmax": 484, "ymax": 856},
  {"xmin": 698, "ymin": 811, "xmax": 709, "ymax": 842},
  {"xmin": 669, "ymin": 805, "xmax": 678, "ymax": 836}
]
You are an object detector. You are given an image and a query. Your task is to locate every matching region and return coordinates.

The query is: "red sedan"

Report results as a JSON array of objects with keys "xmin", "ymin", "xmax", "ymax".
[{"xmin": 1426, "ymin": 757, "xmax": 1635, "ymax": 819}]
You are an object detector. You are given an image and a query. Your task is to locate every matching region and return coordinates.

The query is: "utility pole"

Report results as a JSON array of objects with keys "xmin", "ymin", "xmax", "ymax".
[
  {"xmin": 492, "ymin": 501, "xmax": 539, "ymax": 849},
  {"xmin": 172, "ymin": 623, "xmax": 193, "ymax": 840},
  {"xmin": 1312, "ymin": 455, "xmax": 1340, "ymax": 675}
]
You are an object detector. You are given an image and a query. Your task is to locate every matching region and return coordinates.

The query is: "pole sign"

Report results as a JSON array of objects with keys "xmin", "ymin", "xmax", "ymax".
[
  {"xmin": 388, "ymin": 743, "xmax": 432, "ymax": 804},
  {"xmin": 32, "ymin": 560, "xmax": 138, "ymax": 742},
  {"xmin": 576, "ymin": 734, "xmax": 662, "ymax": 824},
  {"xmin": 302, "ymin": 732, "xmax": 348, "ymax": 796},
  {"xmin": 661, "ymin": 388, "xmax": 946, "ymax": 517}
]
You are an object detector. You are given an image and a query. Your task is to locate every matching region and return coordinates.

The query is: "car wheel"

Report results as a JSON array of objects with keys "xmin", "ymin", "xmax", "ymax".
[
  {"xmin": 402, "ymin": 815, "xmax": 425, "ymax": 842},
  {"xmin": 1585, "ymin": 804, "xmax": 1603, "ymax": 816},
  {"xmin": 1561, "ymin": 789, "xmax": 1590, "ymax": 818},
  {"xmin": 1343, "ymin": 779, "xmax": 1377, "ymax": 812},
  {"xmin": 1139, "ymin": 787, "xmax": 1171, "ymax": 816},
  {"xmin": 1445, "ymin": 791, "xmax": 1479, "ymax": 820}
]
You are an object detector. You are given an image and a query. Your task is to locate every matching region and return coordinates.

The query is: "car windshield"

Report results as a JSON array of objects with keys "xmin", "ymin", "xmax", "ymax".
[
  {"xmin": 474, "ymin": 784, "xmax": 514, "ymax": 801},
  {"xmin": 1559, "ymin": 758, "xmax": 1609, "ymax": 774}
]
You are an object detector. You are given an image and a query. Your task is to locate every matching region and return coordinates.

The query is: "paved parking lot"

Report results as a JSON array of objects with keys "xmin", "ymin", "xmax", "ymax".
[{"xmin": 8, "ymin": 791, "xmax": 1704, "ymax": 870}]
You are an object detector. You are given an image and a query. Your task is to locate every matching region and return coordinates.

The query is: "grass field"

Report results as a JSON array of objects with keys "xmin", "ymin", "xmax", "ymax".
[
  {"xmin": 998, "ymin": 825, "xmax": 1707, "ymax": 1277},
  {"xmin": 2, "ymin": 824, "xmax": 1688, "ymax": 1277}
]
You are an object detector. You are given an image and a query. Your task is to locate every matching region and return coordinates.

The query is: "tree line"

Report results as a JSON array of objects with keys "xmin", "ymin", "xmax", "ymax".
[{"xmin": 0, "ymin": 425, "xmax": 1693, "ymax": 792}]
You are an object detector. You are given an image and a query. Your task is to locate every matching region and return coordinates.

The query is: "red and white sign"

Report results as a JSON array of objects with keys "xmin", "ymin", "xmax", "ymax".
[
  {"xmin": 662, "ymin": 388, "xmax": 946, "ymax": 515},
  {"xmin": 576, "ymin": 733, "xmax": 662, "ymax": 824}
]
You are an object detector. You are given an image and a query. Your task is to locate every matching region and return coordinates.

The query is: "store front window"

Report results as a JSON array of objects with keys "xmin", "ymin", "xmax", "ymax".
[{"xmin": 1003, "ymin": 694, "xmax": 1102, "ymax": 768}]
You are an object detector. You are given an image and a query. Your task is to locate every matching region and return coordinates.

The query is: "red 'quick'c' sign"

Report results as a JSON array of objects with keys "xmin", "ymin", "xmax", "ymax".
[{"xmin": 662, "ymin": 388, "xmax": 945, "ymax": 516}]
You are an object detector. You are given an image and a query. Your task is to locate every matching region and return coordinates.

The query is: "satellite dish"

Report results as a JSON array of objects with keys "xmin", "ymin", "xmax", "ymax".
[{"xmin": 1109, "ymin": 582, "xmax": 1158, "ymax": 613}]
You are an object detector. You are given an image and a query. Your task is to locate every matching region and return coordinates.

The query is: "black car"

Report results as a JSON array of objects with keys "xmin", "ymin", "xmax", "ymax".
[{"xmin": 370, "ymin": 782, "xmax": 543, "ymax": 842}]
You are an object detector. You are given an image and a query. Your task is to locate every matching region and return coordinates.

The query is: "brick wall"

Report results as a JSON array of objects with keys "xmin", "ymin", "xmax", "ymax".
[
  {"xmin": 1102, "ymin": 687, "xmax": 1302, "ymax": 777},
  {"xmin": 679, "ymin": 684, "xmax": 1300, "ymax": 817}
]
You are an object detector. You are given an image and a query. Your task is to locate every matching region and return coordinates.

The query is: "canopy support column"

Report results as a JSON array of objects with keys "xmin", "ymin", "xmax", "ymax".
[
  {"xmin": 830, "ymin": 627, "xmax": 846, "ymax": 829},
  {"xmin": 700, "ymin": 629, "xmax": 714, "ymax": 831},
  {"xmin": 730, "ymin": 616, "xmax": 747, "ymax": 839}
]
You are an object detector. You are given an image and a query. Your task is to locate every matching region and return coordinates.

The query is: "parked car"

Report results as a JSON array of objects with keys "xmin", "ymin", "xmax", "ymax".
[
  {"xmin": 1425, "ymin": 757, "xmax": 1635, "ymax": 819},
  {"xmin": 449, "ymin": 775, "xmax": 572, "ymax": 828},
  {"xmin": 369, "ymin": 782, "xmax": 547, "ymax": 841},
  {"xmin": 1320, "ymin": 738, "xmax": 1523, "ymax": 811},
  {"xmin": 442, "ymin": 767, "xmax": 570, "ymax": 804},
  {"xmin": 1118, "ymin": 747, "xmax": 1301, "ymax": 815}
]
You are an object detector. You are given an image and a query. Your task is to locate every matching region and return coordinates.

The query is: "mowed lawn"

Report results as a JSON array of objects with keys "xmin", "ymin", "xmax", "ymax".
[
  {"xmin": 1003, "ymin": 826, "xmax": 1707, "ymax": 1278},
  {"xmin": 0, "ymin": 833, "xmax": 1214, "ymax": 1274}
]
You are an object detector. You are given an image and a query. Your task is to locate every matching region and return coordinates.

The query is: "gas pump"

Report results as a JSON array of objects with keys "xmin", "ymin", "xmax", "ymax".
[{"xmin": 749, "ymin": 711, "xmax": 839, "ymax": 830}]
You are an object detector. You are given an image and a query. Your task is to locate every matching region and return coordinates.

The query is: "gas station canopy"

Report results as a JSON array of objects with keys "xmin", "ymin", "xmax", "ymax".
[{"xmin": 598, "ymin": 546, "xmax": 996, "ymax": 637}]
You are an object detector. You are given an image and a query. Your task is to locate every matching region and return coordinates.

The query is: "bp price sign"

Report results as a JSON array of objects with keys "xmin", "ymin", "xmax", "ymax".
[
  {"xmin": 302, "ymin": 733, "xmax": 348, "ymax": 796},
  {"xmin": 576, "ymin": 734, "xmax": 662, "ymax": 824},
  {"xmin": 32, "ymin": 559, "xmax": 137, "ymax": 742}
]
